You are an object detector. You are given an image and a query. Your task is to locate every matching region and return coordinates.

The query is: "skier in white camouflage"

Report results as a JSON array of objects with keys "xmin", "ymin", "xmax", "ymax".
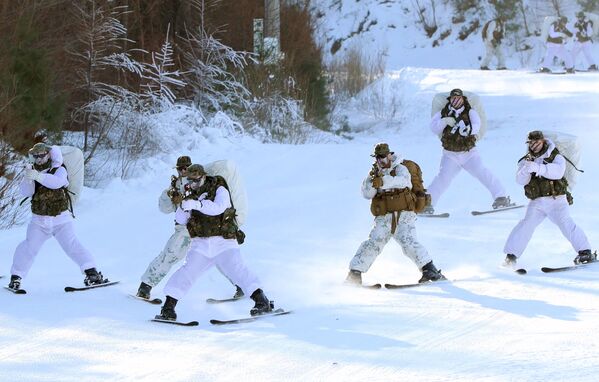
[
  {"xmin": 346, "ymin": 143, "xmax": 445, "ymax": 285},
  {"xmin": 136, "ymin": 156, "xmax": 243, "ymax": 301},
  {"xmin": 423, "ymin": 88, "xmax": 510, "ymax": 215},
  {"xmin": 7, "ymin": 143, "xmax": 108, "ymax": 292},
  {"xmin": 572, "ymin": 11, "xmax": 597, "ymax": 72},
  {"xmin": 540, "ymin": 16, "xmax": 575, "ymax": 73},
  {"xmin": 155, "ymin": 164, "xmax": 274, "ymax": 321},
  {"xmin": 503, "ymin": 131, "xmax": 595, "ymax": 266},
  {"xmin": 480, "ymin": 17, "xmax": 507, "ymax": 70}
]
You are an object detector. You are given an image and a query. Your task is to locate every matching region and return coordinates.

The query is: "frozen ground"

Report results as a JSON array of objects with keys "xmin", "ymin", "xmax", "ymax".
[{"xmin": 1, "ymin": 68, "xmax": 599, "ymax": 381}]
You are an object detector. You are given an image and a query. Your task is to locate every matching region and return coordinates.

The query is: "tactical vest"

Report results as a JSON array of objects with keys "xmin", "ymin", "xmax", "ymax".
[
  {"xmin": 440, "ymin": 104, "xmax": 477, "ymax": 152},
  {"xmin": 523, "ymin": 148, "xmax": 571, "ymax": 202},
  {"xmin": 482, "ymin": 20, "xmax": 503, "ymax": 43},
  {"xmin": 186, "ymin": 175, "xmax": 241, "ymax": 240},
  {"xmin": 31, "ymin": 166, "xmax": 70, "ymax": 216},
  {"xmin": 575, "ymin": 20, "xmax": 592, "ymax": 42},
  {"xmin": 370, "ymin": 160, "xmax": 427, "ymax": 216}
]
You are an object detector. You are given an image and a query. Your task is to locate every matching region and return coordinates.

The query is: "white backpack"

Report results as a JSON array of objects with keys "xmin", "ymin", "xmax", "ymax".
[
  {"xmin": 540, "ymin": 131, "xmax": 583, "ymax": 189},
  {"xmin": 59, "ymin": 146, "xmax": 85, "ymax": 205},
  {"xmin": 540, "ymin": 16, "xmax": 559, "ymax": 43},
  {"xmin": 204, "ymin": 160, "xmax": 248, "ymax": 226},
  {"xmin": 431, "ymin": 91, "xmax": 487, "ymax": 139},
  {"xmin": 585, "ymin": 13, "xmax": 599, "ymax": 38}
]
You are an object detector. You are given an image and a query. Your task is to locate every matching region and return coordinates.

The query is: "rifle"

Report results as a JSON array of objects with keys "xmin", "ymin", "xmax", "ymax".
[
  {"xmin": 167, "ymin": 175, "xmax": 184, "ymax": 205},
  {"xmin": 370, "ymin": 161, "xmax": 383, "ymax": 189}
]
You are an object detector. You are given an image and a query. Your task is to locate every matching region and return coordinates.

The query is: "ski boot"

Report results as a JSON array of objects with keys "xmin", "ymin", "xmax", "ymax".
[
  {"xmin": 480, "ymin": 66, "xmax": 490, "ymax": 70},
  {"xmin": 233, "ymin": 285, "xmax": 244, "ymax": 299},
  {"xmin": 420, "ymin": 205, "xmax": 435, "ymax": 215},
  {"xmin": 250, "ymin": 288, "xmax": 274, "ymax": 316},
  {"xmin": 155, "ymin": 296, "xmax": 178, "ymax": 321},
  {"xmin": 503, "ymin": 254, "xmax": 518, "ymax": 267},
  {"xmin": 566, "ymin": 67, "xmax": 575, "ymax": 74},
  {"xmin": 345, "ymin": 269, "xmax": 362, "ymax": 285},
  {"xmin": 574, "ymin": 249, "xmax": 597, "ymax": 265},
  {"xmin": 538, "ymin": 67, "xmax": 551, "ymax": 73},
  {"xmin": 419, "ymin": 261, "xmax": 446, "ymax": 283},
  {"xmin": 8, "ymin": 275, "xmax": 22, "ymax": 291},
  {"xmin": 83, "ymin": 268, "xmax": 106, "ymax": 286},
  {"xmin": 497, "ymin": 66, "xmax": 507, "ymax": 70},
  {"xmin": 137, "ymin": 282, "xmax": 152, "ymax": 300},
  {"xmin": 588, "ymin": 64, "xmax": 598, "ymax": 72},
  {"xmin": 492, "ymin": 196, "xmax": 511, "ymax": 209}
]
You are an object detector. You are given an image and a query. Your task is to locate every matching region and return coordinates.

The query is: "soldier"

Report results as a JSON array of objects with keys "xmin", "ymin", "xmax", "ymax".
[
  {"xmin": 137, "ymin": 156, "xmax": 243, "ymax": 301},
  {"xmin": 540, "ymin": 16, "xmax": 575, "ymax": 73},
  {"xmin": 572, "ymin": 11, "xmax": 597, "ymax": 71},
  {"xmin": 155, "ymin": 164, "xmax": 274, "ymax": 321},
  {"xmin": 7, "ymin": 143, "xmax": 108, "ymax": 292},
  {"xmin": 346, "ymin": 143, "xmax": 445, "ymax": 285},
  {"xmin": 480, "ymin": 17, "xmax": 507, "ymax": 70},
  {"xmin": 503, "ymin": 131, "xmax": 595, "ymax": 266},
  {"xmin": 423, "ymin": 89, "xmax": 510, "ymax": 214}
]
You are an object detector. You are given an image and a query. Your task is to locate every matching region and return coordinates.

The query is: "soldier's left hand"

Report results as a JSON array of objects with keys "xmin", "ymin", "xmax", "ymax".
[
  {"xmin": 25, "ymin": 168, "xmax": 43, "ymax": 182},
  {"xmin": 182, "ymin": 199, "xmax": 202, "ymax": 211},
  {"xmin": 524, "ymin": 161, "xmax": 542, "ymax": 174}
]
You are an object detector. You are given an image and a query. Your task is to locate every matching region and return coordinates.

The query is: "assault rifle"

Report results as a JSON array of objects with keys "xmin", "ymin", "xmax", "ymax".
[{"xmin": 167, "ymin": 175, "xmax": 184, "ymax": 205}]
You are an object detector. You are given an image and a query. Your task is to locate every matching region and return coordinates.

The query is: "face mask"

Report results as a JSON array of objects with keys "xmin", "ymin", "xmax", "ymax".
[{"xmin": 32, "ymin": 152, "xmax": 50, "ymax": 166}]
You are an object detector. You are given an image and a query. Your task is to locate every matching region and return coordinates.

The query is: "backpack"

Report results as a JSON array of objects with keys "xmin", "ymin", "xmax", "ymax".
[
  {"xmin": 540, "ymin": 16, "xmax": 559, "ymax": 43},
  {"xmin": 540, "ymin": 131, "xmax": 583, "ymax": 189},
  {"xmin": 58, "ymin": 146, "xmax": 85, "ymax": 205},
  {"xmin": 586, "ymin": 13, "xmax": 599, "ymax": 38},
  {"xmin": 204, "ymin": 160, "xmax": 248, "ymax": 226},
  {"xmin": 431, "ymin": 91, "xmax": 487, "ymax": 139}
]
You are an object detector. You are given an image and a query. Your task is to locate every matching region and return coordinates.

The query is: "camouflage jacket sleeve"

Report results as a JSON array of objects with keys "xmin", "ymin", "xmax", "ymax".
[{"xmin": 158, "ymin": 188, "xmax": 175, "ymax": 214}]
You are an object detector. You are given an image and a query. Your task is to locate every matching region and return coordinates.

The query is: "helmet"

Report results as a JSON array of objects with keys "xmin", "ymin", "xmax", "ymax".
[
  {"xmin": 175, "ymin": 155, "xmax": 192, "ymax": 169},
  {"xmin": 449, "ymin": 88, "xmax": 463, "ymax": 97},
  {"xmin": 29, "ymin": 142, "xmax": 50, "ymax": 155},
  {"xmin": 527, "ymin": 130, "xmax": 544, "ymax": 142},
  {"xmin": 559, "ymin": 16, "xmax": 568, "ymax": 24},
  {"xmin": 371, "ymin": 143, "xmax": 393, "ymax": 158},
  {"xmin": 576, "ymin": 11, "xmax": 585, "ymax": 19},
  {"xmin": 186, "ymin": 164, "xmax": 206, "ymax": 179}
]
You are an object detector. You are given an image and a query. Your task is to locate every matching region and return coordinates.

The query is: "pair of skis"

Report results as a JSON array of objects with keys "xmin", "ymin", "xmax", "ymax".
[
  {"xmin": 419, "ymin": 204, "xmax": 524, "ymax": 218},
  {"xmin": 361, "ymin": 279, "xmax": 451, "ymax": 290},
  {"xmin": 151, "ymin": 308, "xmax": 292, "ymax": 327},
  {"xmin": 4, "ymin": 279, "xmax": 119, "ymax": 295},
  {"xmin": 513, "ymin": 260, "xmax": 598, "ymax": 275}
]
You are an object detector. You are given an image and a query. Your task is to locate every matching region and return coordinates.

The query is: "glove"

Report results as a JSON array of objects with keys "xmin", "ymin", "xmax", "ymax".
[
  {"xmin": 441, "ymin": 117, "xmax": 456, "ymax": 127},
  {"xmin": 171, "ymin": 194, "xmax": 183, "ymax": 205},
  {"xmin": 524, "ymin": 161, "xmax": 542, "ymax": 175},
  {"xmin": 197, "ymin": 192, "xmax": 208, "ymax": 201},
  {"xmin": 25, "ymin": 168, "xmax": 43, "ymax": 182},
  {"xmin": 372, "ymin": 177, "xmax": 383, "ymax": 188},
  {"xmin": 181, "ymin": 199, "xmax": 202, "ymax": 211}
]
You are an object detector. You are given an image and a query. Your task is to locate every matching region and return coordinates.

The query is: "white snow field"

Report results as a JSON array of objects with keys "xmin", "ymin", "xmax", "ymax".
[{"xmin": 1, "ymin": 68, "xmax": 599, "ymax": 381}]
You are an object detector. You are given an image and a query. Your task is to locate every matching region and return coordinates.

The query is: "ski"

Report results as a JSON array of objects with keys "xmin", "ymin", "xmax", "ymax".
[
  {"xmin": 130, "ymin": 294, "xmax": 162, "ymax": 305},
  {"xmin": 151, "ymin": 318, "xmax": 199, "ymax": 327},
  {"xmin": 4, "ymin": 286, "xmax": 27, "ymax": 295},
  {"xmin": 541, "ymin": 261, "xmax": 597, "ymax": 273},
  {"xmin": 514, "ymin": 268, "xmax": 527, "ymax": 275},
  {"xmin": 210, "ymin": 308, "xmax": 291, "ymax": 325},
  {"xmin": 65, "ymin": 280, "xmax": 119, "ymax": 292},
  {"xmin": 471, "ymin": 205, "xmax": 524, "ymax": 216},
  {"xmin": 206, "ymin": 296, "xmax": 243, "ymax": 304},
  {"xmin": 384, "ymin": 279, "xmax": 450, "ymax": 289},
  {"xmin": 418, "ymin": 212, "xmax": 450, "ymax": 218},
  {"xmin": 363, "ymin": 283, "xmax": 382, "ymax": 289}
]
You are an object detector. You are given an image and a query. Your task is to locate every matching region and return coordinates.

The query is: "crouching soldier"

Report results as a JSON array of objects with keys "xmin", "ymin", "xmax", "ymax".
[{"xmin": 346, "ymin": 143, "xmax": 446, "ymax": 285}]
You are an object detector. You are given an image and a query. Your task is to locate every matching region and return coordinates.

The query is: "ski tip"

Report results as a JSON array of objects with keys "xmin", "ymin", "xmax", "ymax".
[
  {"xmin": 64, "ymin": 287, "xmax": 76, "ymax": 292},
  {"xmin": 515, "ymin": 268, "xmax": 527, "ymax": 275},
  {"xmin": 363, "ymin": 283, "xmax": 382, "ymax": 289},
  {"xmin": 541, "ymin": 267, "xmax": 553, "ymax": 273}
]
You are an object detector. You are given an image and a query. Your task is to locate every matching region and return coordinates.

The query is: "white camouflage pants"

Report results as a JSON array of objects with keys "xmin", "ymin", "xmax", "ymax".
[
  {"xmin": 141, "ymin": 224, "xmax": 238, "ymax": 288},
  {"xmin": 11, "ymin": 219, "xmax": 96, "ymax": 278},
  {"xmin": 572, "ymin": 41, "xmax": 596, "ymax": 67},
  {"xmin": 542, "ymin": 42, "xmax": 573, "ymax": 68},
  {"xmin": 164, "ymin": 237, "xmax": 261, "ymax": 300},
  {"xmin": 349, "ymin": 211, "xmax": 432, "ymax": 272},
  {"xmin": 504, "ymin": 195, "xmax": 591, "ymax": 257},
  {"xmin": 428, "ymin": 149, "xmax": 506, "ymax": 206},
  {"xmin": 481, "ymin": 41, "xmax": 506, "ymax": 68}
]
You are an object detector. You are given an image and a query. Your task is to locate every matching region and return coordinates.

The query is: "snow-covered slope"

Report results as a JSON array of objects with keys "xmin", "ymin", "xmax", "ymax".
[{"xmin": 1, "ymin": 68, "xmax": 599, "ymax": 381}]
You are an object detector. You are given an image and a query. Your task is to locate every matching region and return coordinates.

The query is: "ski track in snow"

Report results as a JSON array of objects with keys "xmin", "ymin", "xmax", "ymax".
[{"xmin": 1, "ymin": 68, "xmax": 599, "ymax": 380}]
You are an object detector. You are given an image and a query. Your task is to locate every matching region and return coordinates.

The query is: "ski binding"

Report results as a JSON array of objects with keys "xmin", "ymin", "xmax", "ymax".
[{"xmin": 130, "ymin": 294, "xmax": 162, "ymax": 305}]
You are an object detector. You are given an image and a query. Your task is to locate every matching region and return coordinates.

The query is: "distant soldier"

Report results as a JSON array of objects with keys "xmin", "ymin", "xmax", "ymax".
[
  {"xmin": 572, "ymin": 11, "xmax": 597, "ymax": 71},
  {"xmin": 480, "ymin": 18, "xmax": 507, "ymax": 70},
  {"xmin": 540, "ymin": 16, "xmax": 574, "ymax": 73}
]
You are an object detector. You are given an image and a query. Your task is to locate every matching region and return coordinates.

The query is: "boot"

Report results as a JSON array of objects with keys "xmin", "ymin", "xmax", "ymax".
[
  {"xmin": 137, "ymin": 282, "xmax": 152, "ymax": 299},
  {"xmin": 539, "ymin": 67, "xmax": 551, "ymax": 73},
  {"xmin": 84, "ymin": 268, "xmax": 106, "ymax": 286},
  {"xmin": 566, "ymin": 67, "xmax": 575, "ymax": 74},
  {"xmin": 480, "ymin": 66, "xmax": 490, "ymax": 70},
  {"xmin": 574, "ymin": 249, "xmax": 597, "ymax": 265},
  {"xmin": 419, "ymin": 261, "xmax": 446, "ymax": 283},
  {"xmin": 155, "ymin": 296, "xmax": 178, "ymax": 321},
  {"xmin": 8, "ymin": 275, "xmax": 21, "ymax": 291},
  {"xmin": 503, "ymin": 254, "xmax": 518, "ymax": 267},
  {"xmin": 492, "ymin": 196, "xmax": 512, "ymax": 209},
  {"xmin": 233, "ymin": 285, "xmax": 244, "ymax": 299},
  {"xmin": 345, "ymin": 269, "xmax": 362, "ymax": 285},
  {"xmin": 497, "ymin": 66, "xmax": 507, "ymax": 70},
  {"xmin": 250, "ymin": 288, "xmax": 274, "ymax": 316},
  {"xmin": 420, "ymin": 205, "xmax": 435, "ymax": 215},
  {"xmin": 588, "ymin": 64, "xmax": 598, "ymax": 71}
]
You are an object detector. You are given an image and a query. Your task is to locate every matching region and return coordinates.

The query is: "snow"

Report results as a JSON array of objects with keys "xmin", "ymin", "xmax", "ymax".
[{"xmin": 1, "ymin": 67, "xmax": 599, "ymax": 381}]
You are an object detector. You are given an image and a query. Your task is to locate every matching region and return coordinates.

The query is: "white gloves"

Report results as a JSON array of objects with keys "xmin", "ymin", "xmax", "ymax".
[
  {"xmin": 523, "ymin": 161, "xmax": 543, "ymax": 175},
  {"xmin": 181, "ymin": 199, "xmax": 202, "ymax": 211},
  {"xmin": 441, "ymin": 117, "xmax": 456, "ymax": 127},
  {"xmin": 25, "ymin": 168, "xmax": 43, "ymax": 183},
  {"xmin": 197, "ymin": 192, "xmax": 208, "ymax": 201}
]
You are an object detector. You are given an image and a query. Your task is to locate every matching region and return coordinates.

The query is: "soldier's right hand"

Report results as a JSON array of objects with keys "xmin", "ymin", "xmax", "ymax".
[
  {"xmin": 372, "ymin": 176, "xmax": 383, "ymax": 189},
  {"xmin": 441, "ymin": 117, "xmax": 456, "ymax": 127}
]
